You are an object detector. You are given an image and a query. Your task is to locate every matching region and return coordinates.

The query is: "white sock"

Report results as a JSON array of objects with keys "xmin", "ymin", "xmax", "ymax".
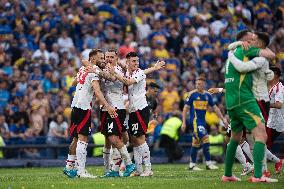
[
  {"xmin": 112, "ymin": 148, "xmax": 122, "ymax": 172},
  {"xmin": 118, "ymin": 145, "xmax": 132, "ymax": 165},
  {"xmin": 262, "ymin": 146, "xmax": 268, "ymax": 172},
  {"xmin": 266, "ymin": 148, "xmax": 280, "ymax": 163},
  {"xmin": 133, "ymin": 146, "xmax": 143, "ymax": 173},
  {"xmin": 139, "ymin": 142, "xmax": 151, "ymax": 171},
  {"xmin": 189, "ymin": 162, "xmax": 196, "ymax": 167},
  {"xmin": 66, "ymin": 154, "xmax": 76, "ymax": 169},
  {"xmin": 235, "ymin": 145, "xmax": 247, "ymax": 168},
  {"xmin": 75, "ymin": 140, "xmax": 88, "ymax": 173},
  {"xmin": 241, "ymin": 141, "xmax": 253, "ymax": 163},
  {"xmin": 103, "ymin": 147, "xmax": 111, "ymax": 172},
  {"xmin": 205, "ymin": 161, "xmax": 212, "ymax": 166}
]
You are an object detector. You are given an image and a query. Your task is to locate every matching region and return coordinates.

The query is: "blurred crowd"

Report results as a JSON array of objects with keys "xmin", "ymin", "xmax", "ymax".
[{"xmin": 0, "ymin": 0, "xmax": 284, "ymax": 158}]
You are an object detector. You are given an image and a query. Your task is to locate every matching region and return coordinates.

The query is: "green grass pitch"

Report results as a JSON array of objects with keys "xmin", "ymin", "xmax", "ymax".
[{"xmin": 0, "ymin": 164, "xmax": 283, "ymax": 189}]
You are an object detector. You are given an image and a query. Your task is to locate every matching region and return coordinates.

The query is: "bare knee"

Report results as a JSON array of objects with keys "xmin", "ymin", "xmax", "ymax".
[
  {"xmin": 252, "ymin": 123, "xmax": 267, "ymax": 143},
  {"xmin": 78, "ymin": 134, "xmax": 88, "ymax": 143}
]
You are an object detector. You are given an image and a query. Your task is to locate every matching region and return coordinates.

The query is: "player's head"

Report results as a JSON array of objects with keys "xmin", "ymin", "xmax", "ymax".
[
  {"xmin": 89, "ymin": 49, "xmax": 105, "ymax": 68},
  {"xmin": 105, "ymin": 49, "xmax": 118, "ymax": 66},
  {"xmin": 195, "ymin": 76, "xmax": 206, "ymax": 92},
  {"xmin": 147, "ymin": 82, "xmax": 160, "ymax": 97},
  {"xmin": 236, "ymin": 29, "xmax": 254, "ymax": 42},
  {"xmin": 253, "ymin": 31, "xmax": 270, "ymax": 48},
  {"xmin": 126, "ymin": 52, "xmax": 139, "ymax": 72},
  {"xmin": 270, "ymin": 66, "xmax": 281, "ymax": 80}
]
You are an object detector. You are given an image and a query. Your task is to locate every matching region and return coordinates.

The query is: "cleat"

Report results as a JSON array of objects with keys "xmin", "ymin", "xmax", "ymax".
[
  {"xmin": 262, "ymin": 170, "xmax": 271, "ymax": 178},
  {"xmin": 101, "ymin": 170, "xmax": 120, "ymax": 178},
  {"xmin": 275, "ymin": 159, "xmax": 283, "ymax": 174},
  {"xmin": 221, "ymin": 175, "xmax": 241, "ymax": 182},
  {"xmin": 241, "ymin": 164, "xmax": 254, "ymax": 176},
  {"xmin": 77, "ymin": 170, "xmax": 97, "ymax": 178},
  {"xmin": 63, "ymin": 167, "xmax": 77, "ymax": 178},
  {"xmin": 140, "ymin": 170, "xmax": 153, "ymax": 177},
  {"xmin": 123, "ymin": 163, "xmax": 136, "ymax": 177},
  {"xmin": 206, "ymin": 164, "xmax": 219, "ymax": 170},
  {"xmin": 248, "ymin": 176, "xmax": 278, "ymax": 183},
  {"xmin": 188, "ymin": 164, "xmax": 203, "ymax": 171},
  {"xmin": 130, "ymin": 170, "xmax": 142, "ymax": 177}
]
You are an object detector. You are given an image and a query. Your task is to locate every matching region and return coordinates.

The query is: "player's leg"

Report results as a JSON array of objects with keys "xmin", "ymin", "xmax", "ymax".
[
  {"xmin": 243, "ymin": 103, "xmax": 277, "ymax": 182},
  {"xmin": 103, "ymin": 138, "xmax": 112, "ymax": 173},
  {"xmin": 64, "ymin": 108, "xmax": 79, "ymax": 178},
  {"xmin": 222, "ymin": 108, "xmax": 242, "ymax": 182},
  {"xmin": 271, "ymin": 129, "xmax": 283, "ymax": 174},
  {"xmin": 198, "ymin": 125, "xmax": 218, "ymax": 170},
  {"xmin": 75, "ymin": 109, "xmax": 96, "ymax": 178},
  {"xmin": 265, "ymin": 148, "xmax": 283, "ymax": 174},
  {"xmin": 188, "ymin": 136, "xmax": 202, "ymax": 170},
  {"xmin": 240, "ymin": 140, "xmax": 253, "ymax": 162},
  {"xmin": 99, "ymin": 110, "xmax": 112, "ymax": 174},
  {"xmin": 237, "ymin": 139, "xmax": 253, "ymax": 176},
  {"xmin": 130, "ymin": 107, "xmax": 152, "ymax": 177}
]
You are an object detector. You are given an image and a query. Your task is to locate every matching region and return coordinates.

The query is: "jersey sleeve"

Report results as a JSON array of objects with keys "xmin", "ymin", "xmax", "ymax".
[
  {"xmin": 88, "ymin": 73, "xmax": 100, "ymax": 83},
  {"xmin": 243, "ymin": 47, "xmax": 260, "ymax": 58},
  {"xmin": 132, "ymin": 69, "xmax": 146, "ymax": 83},
  {"xmin": 275, "ymin": 85, "xmax": 284, "ymax": 103},
  {"xmin": 208, "ymin": 93, "xmax": 214, "ymax": 106},
  {"xmin": 185, "ymin": 93, "xmax": 193, "ymax": 106}
]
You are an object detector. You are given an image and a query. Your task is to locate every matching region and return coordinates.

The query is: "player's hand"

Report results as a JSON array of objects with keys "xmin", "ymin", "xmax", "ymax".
[
  {"xmin": 154, "ymin": 60, "xmax": 165, "ymax": 70},
  {"xmin": 181, "ymin": 122, "xmax": 187, "ymax": 133},
  {"xmin": 106, "ymin": 64, "xmax": 115, "ymax": 75},
  {"xmin": 208, "ymin": 88, "xmax": 220, "ymax": 94},
  {"xmin": 105, "ymin": 105, "xmax": 118, "ymax": 118},
  {"xmin": 241, "ymin": 41, "xmax": 250, "ymax": 50},
  {"xmin": 222, "ymin": 118, "xmax": 229, "ymax": 129}
]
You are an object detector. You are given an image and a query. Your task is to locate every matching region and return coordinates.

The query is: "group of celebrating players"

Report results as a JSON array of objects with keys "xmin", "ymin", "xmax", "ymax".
[
  {"xmin": 63, "ymin": 49, "xmax": 164, "ymax": 178},
  {"xmin": 62, "ymin": 29, "xmax": 283, "ymax": 183}
]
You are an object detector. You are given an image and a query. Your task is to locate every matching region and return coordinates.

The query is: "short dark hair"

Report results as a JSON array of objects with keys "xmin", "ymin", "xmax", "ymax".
[
  {"xmin": 148, "ymin": 82, "xmax": 161, "ymax": 89},
  {"xmin": 89, "ymin": 49, "xmax": 103, "ymax": 60},
  {"xmin": 236, "ymin": 29, "xmax": 251, "ymax": 41},
  {"xmin": 107, "ymin": 49, "xmax": 118, "ymax": 55},
  {"xmin": 126, "ymin": 52, "xmax": 138, "ymax": 59},
  {"xmin": 270, "ymin": 66, "xmax": 282, "ymax": 77},
  {"xmin": 196, "ymin": 75, "xmax": 206, "ymax": 81},
  {"xmin": 255, "ymin": 31, "xmax": 270, "ymax": 47}
]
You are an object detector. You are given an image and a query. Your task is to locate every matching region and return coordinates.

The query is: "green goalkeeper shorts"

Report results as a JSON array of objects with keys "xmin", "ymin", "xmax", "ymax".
[{"xmin": 228, "ymin": 101, "xmax": 264, "ymax": 133}]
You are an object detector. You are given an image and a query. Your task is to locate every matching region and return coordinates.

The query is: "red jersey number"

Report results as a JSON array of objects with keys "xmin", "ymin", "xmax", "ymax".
[{"xmin": 77, "ymin": 68, "xmax": 88, "ymax": 84}]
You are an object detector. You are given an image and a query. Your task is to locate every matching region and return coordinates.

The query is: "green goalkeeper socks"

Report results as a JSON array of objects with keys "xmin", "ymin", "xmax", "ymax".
[
  {"xmin": 253, "ymin": 141, "xmax": 265, "ymax": 178},
  {"xmin": 224, "ymin": 139, "xmax": 238, "ymax": 177}
]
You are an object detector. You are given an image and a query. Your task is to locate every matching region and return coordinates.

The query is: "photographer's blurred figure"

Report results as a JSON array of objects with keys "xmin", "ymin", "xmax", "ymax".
[
  {"xmin": 208, "ymin": 124, "xmax": 224, "ymax": 163},
  {"xmin": 159, "ymin": 111, "xmax": 183, "ymax": 163}
]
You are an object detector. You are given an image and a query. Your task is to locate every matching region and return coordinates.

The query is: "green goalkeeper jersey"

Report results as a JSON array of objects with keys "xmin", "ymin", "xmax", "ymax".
[{"xmin": 224, "ymin": 46, "xmax": 260, "ymax": 110}]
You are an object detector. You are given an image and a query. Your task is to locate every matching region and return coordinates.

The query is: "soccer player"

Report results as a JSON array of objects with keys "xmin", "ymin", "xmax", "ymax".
[
  {"xmin": 267, "ymin": 66, "xmax": 284, "ymax": 174},
  {"xmin": 221, "ymin": 30, "xmax": 277, "ymax": 183},
  {"xmin": 110, "ymin": 52, "xmax": 165, "ymax": 176},
  {"xmin": 64, "ymin": 49, "xmax": 117, "ymax": 178},
  {"xmin": 227, "ymin": 31, "xmax": 281, "ymax": 178},
  {"xmin": 99, "ymin": 49, "xmax": 135, "ymax": 177},
  {"xmin": 181, "ymin": 76, "xmax": 228, "ymax": 171}
]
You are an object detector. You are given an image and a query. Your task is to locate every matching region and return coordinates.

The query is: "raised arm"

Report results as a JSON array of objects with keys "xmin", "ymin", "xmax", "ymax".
[
  {"xmin": 228, "ymin": 41, "xmax": 250, "ymax": 51},
  {"xmin": 259, "ymin": 48, "xmax": 275, "ymax": 60},
  {"xmin": 144, "ymin": 60, "xmax": 165, "ymax": 75}
]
